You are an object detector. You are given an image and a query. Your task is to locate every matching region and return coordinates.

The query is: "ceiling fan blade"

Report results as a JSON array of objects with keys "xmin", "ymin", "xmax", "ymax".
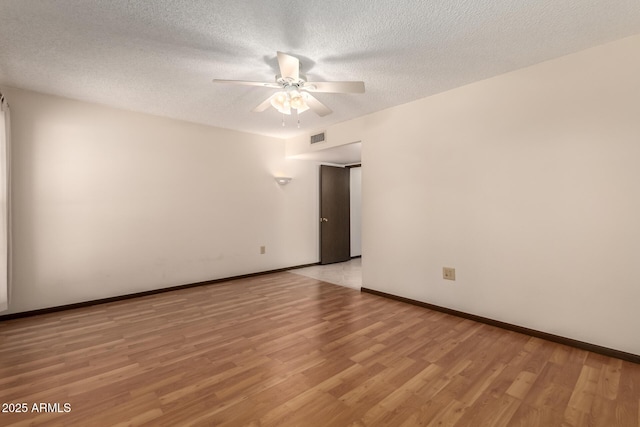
[
  {"xmin": 252, "ymin": 95, "xmax": 275, "ymax": 113},
  {"xmin": 304, "ymin": 81, "xmax": 365, "ymax": 93},
  {"xmin": 277, "ymin": 51, "xmax": 299, "ymax": 80},
  {"xmin": 304, "ymin": 93, "xmax": 332, "ymax": 117},
  {"xmin": 213, "ymin": 79, "xmax": 280, "ymax": 88}
]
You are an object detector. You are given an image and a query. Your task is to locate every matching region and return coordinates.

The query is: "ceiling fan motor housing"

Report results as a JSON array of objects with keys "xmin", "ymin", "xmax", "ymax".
[{"xmin": 276, "ymin": 74, "xmax": 308, "ymax": 88}]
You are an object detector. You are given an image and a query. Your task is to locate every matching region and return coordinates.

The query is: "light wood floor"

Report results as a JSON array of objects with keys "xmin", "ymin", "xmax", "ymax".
[{"xmin": 0, "ymin": 272, "xmax": 638, "ymax": 426}]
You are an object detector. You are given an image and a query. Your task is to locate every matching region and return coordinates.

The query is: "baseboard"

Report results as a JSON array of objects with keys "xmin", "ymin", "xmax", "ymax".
[
  {"xmin": 361, "ymin": 287, "xmax": 640, "ymax": 365},
  {"xmin": 0, "ymin": 262, "xmax": 320, "ymax": 321}
]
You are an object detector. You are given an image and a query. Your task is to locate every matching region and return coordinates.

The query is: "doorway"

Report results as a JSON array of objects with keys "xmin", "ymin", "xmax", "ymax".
[{"xmin": 287, "ymin": 141, "xmax": 362, "ymax": 269}]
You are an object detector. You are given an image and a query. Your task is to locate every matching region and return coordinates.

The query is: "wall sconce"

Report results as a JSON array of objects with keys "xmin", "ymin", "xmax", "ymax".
[{"xmin": 275, "ymin": 177, "xmax": 292, "ymax": 185}]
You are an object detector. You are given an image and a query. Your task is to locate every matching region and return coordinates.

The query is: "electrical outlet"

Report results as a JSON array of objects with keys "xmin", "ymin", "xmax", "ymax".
[
  {"xmin": 260, "ymin": 246, "xmax": 266, "ymax": 255},
  {"xmin": 443, "ymin": 267, "xmax": 456, "ymax": 281}
]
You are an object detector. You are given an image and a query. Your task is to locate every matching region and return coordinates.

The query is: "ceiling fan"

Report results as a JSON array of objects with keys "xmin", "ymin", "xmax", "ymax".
[{"xmin": 213, "ymin": 51, "xmax": 365, "ymax": 118}]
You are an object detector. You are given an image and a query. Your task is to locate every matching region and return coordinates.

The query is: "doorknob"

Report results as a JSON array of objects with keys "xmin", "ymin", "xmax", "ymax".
[{"xmin": 320, "ymin": 217, "xmax": 329, "ymax": 222}]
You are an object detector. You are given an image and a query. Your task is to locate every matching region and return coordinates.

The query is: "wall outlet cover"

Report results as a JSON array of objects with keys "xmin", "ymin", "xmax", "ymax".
[{"xmin": 443, "ymin": 267, "xmax": 456, "ymax": 280}]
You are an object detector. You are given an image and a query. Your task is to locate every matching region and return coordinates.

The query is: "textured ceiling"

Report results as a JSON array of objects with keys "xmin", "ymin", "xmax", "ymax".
[{"xmin": 1, "ymin": 0, "xmax": 640, "ymax": 138}]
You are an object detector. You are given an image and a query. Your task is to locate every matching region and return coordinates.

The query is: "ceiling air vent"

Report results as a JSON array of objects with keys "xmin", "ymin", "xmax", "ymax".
[{"xmin": 310, "ymin": 132, "xmax": 325, "ymax": 144}]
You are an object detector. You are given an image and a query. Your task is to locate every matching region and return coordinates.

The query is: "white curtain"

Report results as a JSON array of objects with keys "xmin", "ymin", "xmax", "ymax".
[{"xmin": 0, "ymin": 92, "xmax": 10, "ymax": 312}]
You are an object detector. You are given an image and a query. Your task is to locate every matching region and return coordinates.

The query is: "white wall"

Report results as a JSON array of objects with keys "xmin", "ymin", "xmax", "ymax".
[
  {"xmin": 3, "ymin": 87, "xmax": 318, "ymax": 314},
  {"xmin": 350, "ymin": 167, "xmax": 362, "ymax": 257},
  {"xmin": 285, "ymin": 125, "xmax": 361, "ymax": 158},
  {"xmin": 366, "ymin": 35, "xmax": 640, "ymax": 355},
  {"xmin": 311, "ymin": 35, "xmax": 640, "ymax": 355}
]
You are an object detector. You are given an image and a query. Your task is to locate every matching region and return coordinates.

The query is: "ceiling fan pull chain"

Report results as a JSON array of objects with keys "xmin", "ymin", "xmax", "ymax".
[
  {"xmin": 296, "ymin": 109, "xmax": 300, "ymax": 128},
  {"xmin": 282, "ymin": 113, "xmax": 285, "ymax": 127}
]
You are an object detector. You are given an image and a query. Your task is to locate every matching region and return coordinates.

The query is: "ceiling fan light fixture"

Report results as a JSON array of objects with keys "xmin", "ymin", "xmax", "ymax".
[
  {"xmin": 289, "ymin": 90, "xmax": 306, "ymax": 110},
  {"xmin": 271, "ymin": 91, "xmax": 291, "ymax": 114},
  {"xmin": 278, "ymin": 103, "xmax": 292, "ymax": 115},
  {"xmin": 295, "ymin": 101, "xmax": 310, "ymax": 113},
  {"xmin": 270, "ymin": 91, "xmax": 286, "ymax": 107}
]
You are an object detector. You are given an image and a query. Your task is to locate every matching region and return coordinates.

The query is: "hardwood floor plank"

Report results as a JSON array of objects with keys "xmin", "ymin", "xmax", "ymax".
[
  {"xmin": 566, "ymin": 365, "xmax": 600, "ymax": 414},
  {"xmin": 455, "ymin": 394, "xmax": 522, "ymax": 427},
  {"xmin": 506, "ymin": 370, "xmax": 539, "ymax": 400},
  {"xmin": 597, "ymin": 357, "xmax": 623, "ymax": 400},
  {"xmin": 509, "ymin": 403, "xmax": 565, "ymax": 427},
  {"xmin": 0, "ymin": 271, "xmax": 638, "ymax": 426}
]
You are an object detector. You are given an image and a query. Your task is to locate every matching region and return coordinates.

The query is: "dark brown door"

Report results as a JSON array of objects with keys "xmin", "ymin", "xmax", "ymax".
[{"xmin": 320, "ymin": 165, "xmax": 351, "ymax": 264}]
